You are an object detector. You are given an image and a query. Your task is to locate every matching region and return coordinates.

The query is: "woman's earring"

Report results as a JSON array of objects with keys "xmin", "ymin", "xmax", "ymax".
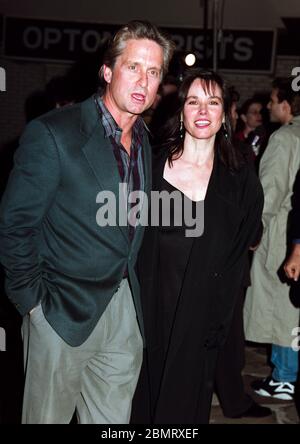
[
  {"xmin": 222, "ymin": 122, "xmax": 229, "ymax": 139},
  {"xmin": 180, "ymin": 116, "xmax": 184, "ymax": 139}
]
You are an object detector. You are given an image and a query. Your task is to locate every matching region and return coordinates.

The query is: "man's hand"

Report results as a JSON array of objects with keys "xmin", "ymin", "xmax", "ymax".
[{"xmin": 284, "ymin": 243, "xmax": 300, "ymax": 281}]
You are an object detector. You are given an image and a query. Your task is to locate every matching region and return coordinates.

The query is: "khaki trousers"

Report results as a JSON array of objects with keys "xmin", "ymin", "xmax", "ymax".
[{"xmin": 21, "ymin": 279, "xmax": 143, "ymax": 424}]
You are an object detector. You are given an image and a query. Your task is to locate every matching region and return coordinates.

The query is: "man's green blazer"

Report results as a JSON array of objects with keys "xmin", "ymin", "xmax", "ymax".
[{"xmin": 0, "ymin": 96, "xmax": 152, "ymax": 346}]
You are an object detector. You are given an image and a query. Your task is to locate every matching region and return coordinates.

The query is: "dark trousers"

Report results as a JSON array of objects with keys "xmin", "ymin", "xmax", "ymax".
[{"xmin": 214, "ymin": 287, "xmax": 252, "ymax": 417}]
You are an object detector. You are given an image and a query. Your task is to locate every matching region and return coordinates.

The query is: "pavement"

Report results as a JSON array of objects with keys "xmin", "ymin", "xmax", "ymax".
[{"xmin": 210, "ymin": 343, "xmax": 300, "ymax": 424}]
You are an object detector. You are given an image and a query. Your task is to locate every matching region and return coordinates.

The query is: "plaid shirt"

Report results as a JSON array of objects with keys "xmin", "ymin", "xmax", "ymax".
[{"xmin": 94, "ymin": 95, "xmax": 145, "ymax": 242}]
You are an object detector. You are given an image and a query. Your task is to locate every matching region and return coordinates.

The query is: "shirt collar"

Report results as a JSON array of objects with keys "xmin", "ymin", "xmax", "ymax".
[{"xmin": 95, "ymin": 94, "xmax": 148, "ymax": 142}]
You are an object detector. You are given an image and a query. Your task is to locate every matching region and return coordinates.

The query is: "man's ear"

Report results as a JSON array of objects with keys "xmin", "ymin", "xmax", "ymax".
[
  {"xmin": 103, "ymin": 64, "xmax": 112, "ymax": 84},
  {"xmin": 282, "ymin": 99, "xmax": 291, "ymax": 115}
]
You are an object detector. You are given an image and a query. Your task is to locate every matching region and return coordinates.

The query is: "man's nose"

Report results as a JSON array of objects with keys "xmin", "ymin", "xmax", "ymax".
[{"xmin": 138, "ymin": 71, "xmax": 148, "ymax": 88}]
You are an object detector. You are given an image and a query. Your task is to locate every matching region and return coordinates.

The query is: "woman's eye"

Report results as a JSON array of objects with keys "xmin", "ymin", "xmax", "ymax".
[{"xmin": 129, "ymin": 65, "xmax": 136, "ymax": 70}]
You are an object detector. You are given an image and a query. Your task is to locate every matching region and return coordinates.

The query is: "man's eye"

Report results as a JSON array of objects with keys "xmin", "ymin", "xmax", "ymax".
[
  {"xmin": 129, "ymin": 65, "xmax": 136, "ymax": 70},
  {"xmin": 149, "ymin": 70, "xmax": 159, "ymax": 77}
]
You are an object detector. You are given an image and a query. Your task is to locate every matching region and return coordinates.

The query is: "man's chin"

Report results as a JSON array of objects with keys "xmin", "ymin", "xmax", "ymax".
[{"xmin": 128, "ymin": 105, "xmax": 149, "ymax": 116}]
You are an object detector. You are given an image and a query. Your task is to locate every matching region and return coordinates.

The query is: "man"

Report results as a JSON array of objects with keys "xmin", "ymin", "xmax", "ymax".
[
  {"xmin": 244, "ymin": 78, "xmax": 300, "ymax": 400},
  {"xmin": 0, "ymin": 20, "xmax": 174, "ymax": 424}
]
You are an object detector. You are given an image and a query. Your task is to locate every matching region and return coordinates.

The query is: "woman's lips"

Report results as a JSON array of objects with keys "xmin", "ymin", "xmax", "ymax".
[{"xmin": 194, "ymin": 119, "xmax": 211, "ymax": 128}]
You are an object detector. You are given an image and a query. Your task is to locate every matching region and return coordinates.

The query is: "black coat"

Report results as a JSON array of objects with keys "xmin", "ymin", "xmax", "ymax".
[{"xmin": 131, "ymin": 150, "xmax": 264, "ymax": 424}]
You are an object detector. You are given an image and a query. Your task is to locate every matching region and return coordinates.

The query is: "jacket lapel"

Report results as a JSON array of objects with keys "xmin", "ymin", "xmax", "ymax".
[
  {"xmin": 196, "ymin": 154, "xmax": 243, "ymax": 271},
  {"xmin": 129, "ymin": 133, "xmax": 152, "ymax": 254},
  {"xmin": 80, "ymin": 97, "xmax": 129, "ymax": 243}
]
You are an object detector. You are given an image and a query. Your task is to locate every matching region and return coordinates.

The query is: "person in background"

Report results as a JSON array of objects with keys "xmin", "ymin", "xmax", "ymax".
[
  {"xmin": 244, "ymin": 77, "xmax": 300, "ymax": 401},
  {"xmin": 0, "ymin": 20, "xmax": 174, "ymax": 424},
  {"xmin": 143, "ymin": 75, "xmax": 179, "ymax": 128},
  {"xmin": 235, "ymin": 98, "xmax": 267, "ymax": 169},
  {"xmin": 235, "ymin": 98, "xmax": 264, "ymax": 142}
]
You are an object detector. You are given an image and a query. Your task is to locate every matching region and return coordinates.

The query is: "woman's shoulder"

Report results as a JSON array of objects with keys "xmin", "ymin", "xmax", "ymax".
[
  {"xmin": 219, "ymin": 153, "xmax": 257, "ymax": 181},
  {"xmin": 233, "ymin": 163, "xmax": 263, "ymax": 206},
  {"xmin": 218, "ymin": 158, "xmax": 262, "ymax": 203},
  {"xmin": 234, "ymin": 162, "xmax": 261, "ymax": 192}
]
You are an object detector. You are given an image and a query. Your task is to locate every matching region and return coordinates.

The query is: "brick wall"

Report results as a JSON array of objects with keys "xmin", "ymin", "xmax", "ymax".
[
  {"xmin": 1, "ymin": 55, "xmax": 300, "ymax": 148},
  {"xmin": 222, "ymin": 56, "xmax": 300, "ymax": 104},
  {"xmin": 0, "ymin": 58, "xmax": 68, "ymax": 149}
]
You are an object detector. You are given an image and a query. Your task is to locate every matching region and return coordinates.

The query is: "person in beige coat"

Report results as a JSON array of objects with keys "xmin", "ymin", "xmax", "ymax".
[{"xmin": 244, "ymin": 77, "xmax": 300, "ymax": 400}]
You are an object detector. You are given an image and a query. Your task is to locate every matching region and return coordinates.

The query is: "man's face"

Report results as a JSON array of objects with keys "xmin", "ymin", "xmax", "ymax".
[
  {"xmin": 103, "ymin": 38, "xmax": 164, "ymax": 120},
  {"xmin": 267, "ymin": 88, "xmax": 286, "ymax": 123}
]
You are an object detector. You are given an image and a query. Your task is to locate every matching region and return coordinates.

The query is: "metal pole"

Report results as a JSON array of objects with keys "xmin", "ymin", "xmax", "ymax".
[
  {"xmin": 203, "ymin": 0, "xmax": 208, "ymax": 68},
  {"xmin": 213, "ymin": 0, "xmax": 219, "ymax": 72}
]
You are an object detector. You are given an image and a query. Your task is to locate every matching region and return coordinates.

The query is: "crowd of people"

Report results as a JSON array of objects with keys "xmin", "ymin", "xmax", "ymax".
[{"xmin": 0, "ymin": 20, "xmax": 299, "ymax": 424}]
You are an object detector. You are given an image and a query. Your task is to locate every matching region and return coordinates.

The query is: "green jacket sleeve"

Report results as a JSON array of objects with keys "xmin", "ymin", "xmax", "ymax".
[{"xmin": 0, "ymin": 119, "xmax": 60, "ymax": 315}]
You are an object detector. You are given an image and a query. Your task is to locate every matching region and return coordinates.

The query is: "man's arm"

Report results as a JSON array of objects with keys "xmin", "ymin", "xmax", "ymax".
[
  {"xmin": 259, "ymin": 130, "xmax": 299, "ymax": 229},
  {"xmin": 0, "ymin": 119, "xmax": 60, "ymax": 315}
]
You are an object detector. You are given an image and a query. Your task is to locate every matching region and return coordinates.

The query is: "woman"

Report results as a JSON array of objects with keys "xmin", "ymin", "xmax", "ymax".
[
  {"xmin": 131, "ymin": 70, "xmax": 264, "ymax": 424},
  {"xmin": 235, "ymin": 98, "xmax": 267, "ymax": 168},
  {"xmin": 236, "ymin": 98, "xmax": 263, "ymax": 140}
]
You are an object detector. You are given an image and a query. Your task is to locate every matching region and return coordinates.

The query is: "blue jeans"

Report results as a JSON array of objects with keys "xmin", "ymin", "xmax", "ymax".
[{"xmin": 271, "ymin": 345, "xmax": 299, "ymax": 382}]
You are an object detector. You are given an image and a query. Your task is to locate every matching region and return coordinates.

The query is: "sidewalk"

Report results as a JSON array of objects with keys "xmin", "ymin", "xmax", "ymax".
[{"xmin": 210, "ymin": 344, "xmax": 300, "ymax": 424}]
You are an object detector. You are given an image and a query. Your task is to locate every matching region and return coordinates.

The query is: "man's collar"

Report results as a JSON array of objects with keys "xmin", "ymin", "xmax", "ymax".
[{"xmin": 95, "ymin": 94, "xmax": 148, "ymax": 140}]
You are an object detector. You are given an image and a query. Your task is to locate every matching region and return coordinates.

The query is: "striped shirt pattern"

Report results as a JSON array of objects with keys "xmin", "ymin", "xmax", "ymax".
[{"xmin": 94, "ymin": 94, "xmax": 146, "ymax": 242}]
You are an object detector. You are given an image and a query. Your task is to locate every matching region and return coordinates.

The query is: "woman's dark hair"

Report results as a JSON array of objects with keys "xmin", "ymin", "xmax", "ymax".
[
  {"xmin": 239, "ymin": 97, "xmax": 262, "ymax": 117},
  {"xmin": 157, "ymin": 69, "xmax": 243, "ymax": 171}
]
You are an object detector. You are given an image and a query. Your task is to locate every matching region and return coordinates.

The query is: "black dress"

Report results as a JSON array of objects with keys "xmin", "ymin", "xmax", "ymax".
[
  {"xmin": 131, "ymin": 151, "xmax": 264, "ymax": 424},
  {"xmin": 158, "ymin": 179, "xmax": 200, "ymax": 356}
]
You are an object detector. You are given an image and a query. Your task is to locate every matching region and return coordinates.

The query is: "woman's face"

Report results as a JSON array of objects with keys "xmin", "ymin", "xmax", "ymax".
[
  {"xmin": 182, "ymin": 78, "xmax": 224, "ymax": 142},
  {"xmin": 242, "ymin": 102, "xmax": 263, "ymax": 129}
]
